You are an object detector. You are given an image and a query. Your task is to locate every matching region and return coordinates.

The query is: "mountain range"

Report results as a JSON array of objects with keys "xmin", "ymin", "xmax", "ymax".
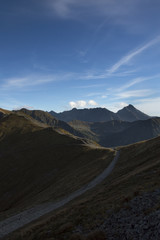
[
  {"xmin": 13, "ymin": 105, "xmax": 160, "ymax": 147},
  {"xmin": 50, "ymin": 104, "xmax": 150, "ymax": 122}
]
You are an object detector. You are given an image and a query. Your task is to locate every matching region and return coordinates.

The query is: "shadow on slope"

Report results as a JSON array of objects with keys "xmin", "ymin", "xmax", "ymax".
[
  {"xmin": 10, "ymin": 136, "xmax": 160, "ymax": 240},
  {"xmin": 70, "ymin": 118, "xmax": 160, "ymax": 147}
]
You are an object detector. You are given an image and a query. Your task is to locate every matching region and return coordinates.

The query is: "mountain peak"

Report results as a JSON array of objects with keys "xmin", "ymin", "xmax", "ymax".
[
  {"xmin": 117, "ymin": 104, "xmax": 150, "ymax": 122},
  {"xmin": 127, "ymin": 104, "xmax": 135, "ymax": 109}
]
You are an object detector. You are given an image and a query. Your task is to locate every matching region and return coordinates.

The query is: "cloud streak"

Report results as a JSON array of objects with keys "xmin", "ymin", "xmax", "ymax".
[
  {"xmin": 114, "ymin": 89, "xmax": 153, "ymax": 99},
  {"xmin": 47, "ymin": 0, "xmax": 137, "ymax": 20},
  {"xmin": 1, "ymin": 73, "xmax": 75, "ymax": 90},
  {"xmin": 118, "ymin": 74, "xmax": 160, "ymax": 91},
  {"xmin": 135, "ymin": 97, "xmax": 160, "ymax": 116},
  {"xmin": 107, "ymin": 36, "xmax": 160, "ymax": 74}
]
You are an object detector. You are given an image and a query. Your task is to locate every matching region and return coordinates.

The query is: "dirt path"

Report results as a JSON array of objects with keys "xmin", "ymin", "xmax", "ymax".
[{"xmin": 0, "ymin": 151, "xmax": 120, "ymax": 239}]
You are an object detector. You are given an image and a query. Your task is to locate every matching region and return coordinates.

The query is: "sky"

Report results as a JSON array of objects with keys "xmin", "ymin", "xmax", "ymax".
[{"xmin": 0, "ymin": 0, "xmax": 160, "ymax": 116}]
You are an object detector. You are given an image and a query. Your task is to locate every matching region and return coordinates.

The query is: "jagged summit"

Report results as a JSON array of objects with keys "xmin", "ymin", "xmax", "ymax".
[
  {"xmin": 117, "ymin": 104, "xmax": 150, "ymax": 122},
  {"xmin": 50, "ymin": 104, "xmax": 151, "ymax": 122},
  {"xmin": 50, "ymin": 107, "xmax": 119, "ymax": 122}
]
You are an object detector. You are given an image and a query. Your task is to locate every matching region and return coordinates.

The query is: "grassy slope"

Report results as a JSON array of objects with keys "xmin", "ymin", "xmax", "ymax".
[
  {"xmin": 0, "ymin": 108, "xmax": 11, "ymax": 114},
  {"xmin": 8, "ymin": 136, "xmax": 160, "ymax": 240},
  {"xmin": 0, "ymin": 108, "xmax": 11, "ymax": 120},
  {"xmin": 16, "ymin": 108, "xmax": 84, "ymax": 138},
  {"xmin": 69, "ymin": 120, "xmax": 98, "ymax": 142},
  {"xmin": 0, "ymin": 113, "xmax": 114, "ymax": 220}
]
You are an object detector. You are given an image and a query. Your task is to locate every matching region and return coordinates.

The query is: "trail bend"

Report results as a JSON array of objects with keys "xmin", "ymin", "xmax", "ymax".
[{"xmin": 0, "ymin": 150, "xmax": 120, "ymax": 239}]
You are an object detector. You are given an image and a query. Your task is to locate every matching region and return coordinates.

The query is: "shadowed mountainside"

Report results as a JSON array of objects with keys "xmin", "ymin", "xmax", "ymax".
[
  {"xmin": 69, "ymin": 117, "xmax": 160, "ymax": 147},
  {"xmin": 99, "ymin": 117, "xmax": 160, "ymax": 147}
]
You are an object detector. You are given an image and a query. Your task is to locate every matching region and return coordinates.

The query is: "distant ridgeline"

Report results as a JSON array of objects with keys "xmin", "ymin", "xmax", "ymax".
[
  {"xmin": 49, "ymin": 105, "xmax": 160, "ymax": 147},
  {"xmin": 49, "ymin": 104, "xmax": 150, "ymax": 122},
  {"xmin": 1, "ymin": 105, "xmax": 160, "ymax": 148}
]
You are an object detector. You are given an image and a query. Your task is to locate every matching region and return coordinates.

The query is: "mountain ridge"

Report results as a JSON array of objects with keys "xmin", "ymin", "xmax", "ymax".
[
  {"xmin": 14, "ymin": 108, "xmax": 85, "ymax": 138},
  {"xmin": 49, "ymin": 104, "xmax": 150, "ymax": 122},
  {"xmin": 69, "ymin": 117, "xmax": 160, "ymax": 147}
]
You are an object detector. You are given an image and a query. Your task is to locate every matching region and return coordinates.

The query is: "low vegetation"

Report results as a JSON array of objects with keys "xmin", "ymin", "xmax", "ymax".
[{"xmin": 5, "ymin": 136, "xmax": 160, "ymax": 240}]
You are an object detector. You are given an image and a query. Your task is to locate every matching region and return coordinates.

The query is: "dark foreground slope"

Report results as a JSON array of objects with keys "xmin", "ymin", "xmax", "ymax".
[
  {"xmin": 8, "ymin": 136, "xmax": 160, "ymax": 240},
  {"xmin": 0, "ymin": 113, "xmax": 113, "ymax": 219}
]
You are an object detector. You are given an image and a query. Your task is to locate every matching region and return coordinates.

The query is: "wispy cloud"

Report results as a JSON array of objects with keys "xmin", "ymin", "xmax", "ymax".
[
  {"xmin": 73, "ymin": 83, "xmax": 107, "ymax": 89},
  {"xmin": 49, "ymin": 0, "xmax": 74, "ymax": 19},
  {"xmin": 1, "ymin": 73, "xmax": 75, "ymax": 90},
  {"xmin": 107, "ymin": 36, "xmax": 160, "ymax": 74},
  {"xmin": 118, "ymin": 74, "xmax": 160, "ymax": 91},
  {"xmin": 85, "ymin": 74, "xmax": 158, "ymax": 100},
  {"xmin": 114, "ymin": 89, "xmax": 153, "ymax": 99},
  {"xmin": 82, "ymin": 69, "xmax": 138, "ymax": 80},
  {"xmin": 0, "ymin": 96, "xmax": 31, "ymax": 111},
  {"xmin": 86, "ymin": 92, "xmax": 104, "ymax": 97},
  {"xmin": 135, "ymin": 97, "xmax": 160, "ymax": 116},
  {"xmin": 47, "ymin": 0, "xmax": 137, "ymax": 20}
]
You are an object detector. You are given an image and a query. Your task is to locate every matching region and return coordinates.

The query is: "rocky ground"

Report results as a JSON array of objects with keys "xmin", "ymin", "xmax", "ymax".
[{"xmin": 74, "ymin": 188, "xmax": 160, "ymax": 240}]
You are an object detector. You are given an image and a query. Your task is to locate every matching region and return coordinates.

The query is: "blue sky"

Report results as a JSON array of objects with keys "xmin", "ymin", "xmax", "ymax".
[{"xmin": 0, "ymin": 0, "xmax": 160, "ymax": 115}]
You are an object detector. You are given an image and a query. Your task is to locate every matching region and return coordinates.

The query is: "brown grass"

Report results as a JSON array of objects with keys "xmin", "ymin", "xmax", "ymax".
[{"xmin": 0, "ymin": 108, "xmax": 11, "ymax": 115}]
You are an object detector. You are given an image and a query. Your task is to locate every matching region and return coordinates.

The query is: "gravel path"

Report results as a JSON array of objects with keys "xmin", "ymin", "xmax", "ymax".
[{"xmin": 0, "ymin": 151, "xmax": 120, "ymax": 239}]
